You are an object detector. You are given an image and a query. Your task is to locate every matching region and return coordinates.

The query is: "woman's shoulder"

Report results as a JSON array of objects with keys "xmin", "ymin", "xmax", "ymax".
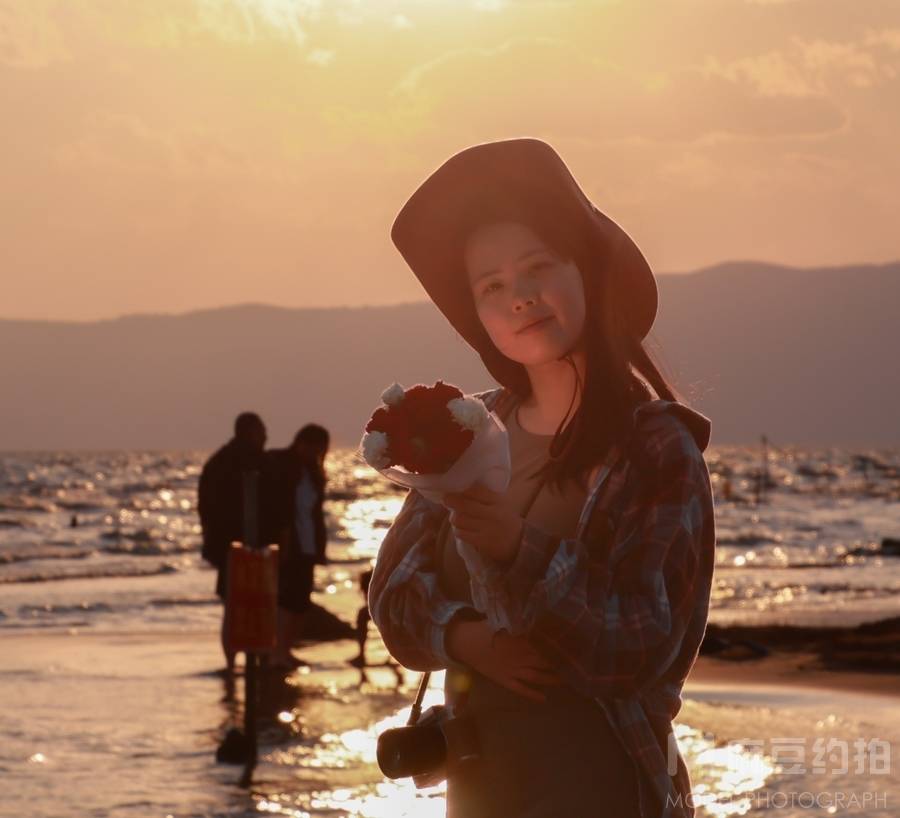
[{"xmin": 629, "ymin": 399, "xmax": 711, "ymax": 470}]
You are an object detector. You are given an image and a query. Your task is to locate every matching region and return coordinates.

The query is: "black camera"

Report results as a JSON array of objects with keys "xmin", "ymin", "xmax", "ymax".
[{"xmin": 376, "ymin": 703, "xmax": 481, "ymax": 789}]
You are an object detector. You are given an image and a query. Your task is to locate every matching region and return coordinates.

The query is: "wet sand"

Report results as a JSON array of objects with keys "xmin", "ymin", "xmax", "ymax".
[
  {"xmin": 692, "ymin": 649, "xmax": 900, "ymax": 700},
  {"xmin": 692, "ymin": 614, "xmax": 900, "ymax": 699}
]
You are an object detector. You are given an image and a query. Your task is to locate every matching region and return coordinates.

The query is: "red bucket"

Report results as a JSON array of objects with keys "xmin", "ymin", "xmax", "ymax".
[{"xmin": 225, "ymin": 542, "xmax": 279, "ymax": 652}]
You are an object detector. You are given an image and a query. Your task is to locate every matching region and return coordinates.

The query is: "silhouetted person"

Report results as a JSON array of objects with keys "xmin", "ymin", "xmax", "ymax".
[
  {"xmin": 198, "ymin": 411, "xmax": 268, "ymax": 672},
  {"xmin": 349, "ymin": 568, "xmax": 373, "ymax": 668},
  {"xmin": 265, "ymin": 424, "xmax": 330, "ymax": 667}
]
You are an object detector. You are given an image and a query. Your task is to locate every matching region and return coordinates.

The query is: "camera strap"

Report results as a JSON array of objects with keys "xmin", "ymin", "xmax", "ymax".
[{"xmin": 407, "ymin": 669, "xmax": 432, "ymax": 726}]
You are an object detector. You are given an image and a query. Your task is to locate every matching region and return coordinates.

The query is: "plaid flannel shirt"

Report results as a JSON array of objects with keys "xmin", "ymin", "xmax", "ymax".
[{"xmin": 368, "ymin": 386, "xmax": 716, "ymax": 818}]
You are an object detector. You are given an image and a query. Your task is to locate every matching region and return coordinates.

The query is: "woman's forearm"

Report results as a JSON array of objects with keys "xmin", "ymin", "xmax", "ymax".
[{"xmin": 445, "ymin": 616, "xmax": 485, "ymax": 665}]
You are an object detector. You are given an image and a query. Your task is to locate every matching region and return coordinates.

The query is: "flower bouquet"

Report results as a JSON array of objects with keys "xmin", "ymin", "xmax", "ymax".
[{"xmin": 358, "ymin": 380, "xmax": 511, "ymax": 504}]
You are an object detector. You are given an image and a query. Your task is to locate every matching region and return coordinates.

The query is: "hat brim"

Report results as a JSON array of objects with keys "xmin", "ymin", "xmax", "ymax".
[{"xmin": 391, "ymin": 137, "xmax": 658, "ymax": 353}]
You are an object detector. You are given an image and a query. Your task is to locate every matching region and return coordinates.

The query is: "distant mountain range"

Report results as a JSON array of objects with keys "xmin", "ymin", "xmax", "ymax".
[{"xmin": 1, "ymin": 260, "xmax": 897, "ymax": 450}]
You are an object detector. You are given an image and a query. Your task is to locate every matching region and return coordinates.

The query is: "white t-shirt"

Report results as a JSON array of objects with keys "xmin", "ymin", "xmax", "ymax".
[{"xmin": 293, "ymin": 469, "xmax": 318, "ymax": 557}]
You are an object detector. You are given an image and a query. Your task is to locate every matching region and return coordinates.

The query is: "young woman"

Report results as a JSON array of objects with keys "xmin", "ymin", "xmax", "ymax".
[
  {"xmin": 268, "ymin": 423, "xmax": 330, "ymax": 667},
  {"xmin": 368, "ymin": 138, "xmax": 716, "ymax": 818}
]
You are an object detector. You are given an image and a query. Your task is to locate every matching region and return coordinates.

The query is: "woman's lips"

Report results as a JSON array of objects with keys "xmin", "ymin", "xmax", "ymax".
[{"xmin": 516, "ymin": 316, "xmax": 553, "ymax": 334}]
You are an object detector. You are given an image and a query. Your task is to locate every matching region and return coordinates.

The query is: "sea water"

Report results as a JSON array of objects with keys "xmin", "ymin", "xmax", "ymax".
[{"xmin": 0, "ymin": 445, "xmax": 897, "ymax": 817}]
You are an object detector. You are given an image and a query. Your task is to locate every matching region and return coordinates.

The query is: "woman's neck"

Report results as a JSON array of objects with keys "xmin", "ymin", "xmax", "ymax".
[{"xmin": 518, "ymin": 350, "xmax": 587, "ymax": 435}]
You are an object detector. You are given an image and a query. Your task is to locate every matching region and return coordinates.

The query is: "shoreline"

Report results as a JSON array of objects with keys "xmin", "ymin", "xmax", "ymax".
[
  {"xmin": 5, "ymin": 613, "xmax": 899, "ymax": 701},
  {"xmin": 689, "ymin": 650, "xmax": 900, "ymax": 700}
]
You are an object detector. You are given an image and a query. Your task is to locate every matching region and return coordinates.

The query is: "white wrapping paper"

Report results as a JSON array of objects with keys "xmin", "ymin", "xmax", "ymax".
[{"xmin": 374, "ymin": 407, "xmax": 511, "ymax": 502}]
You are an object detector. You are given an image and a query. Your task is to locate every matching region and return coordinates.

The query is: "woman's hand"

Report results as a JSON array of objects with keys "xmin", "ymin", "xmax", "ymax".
[
  {"xmin": 442, "ymin": 483, "xmax": 524, "ymax": 565},
  {"xmin": 446, "ymin": 618, "xmax": 563, "ymax": 704}
]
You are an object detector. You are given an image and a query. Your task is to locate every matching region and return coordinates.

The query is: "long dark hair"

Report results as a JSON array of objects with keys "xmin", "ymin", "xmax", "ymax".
[
  {"xmin": 454, "ymin": 194, "xmax": 682, "ymax": 495},
  {"xmin": 293, "ymin": 424, "xmax": 330, "ymax": 492}
]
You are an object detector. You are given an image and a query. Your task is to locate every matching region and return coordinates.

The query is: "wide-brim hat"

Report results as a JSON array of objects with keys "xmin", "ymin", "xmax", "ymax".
[{"xmin": 390, "ymin": 137, "xmax": 658, "ymax": 389}]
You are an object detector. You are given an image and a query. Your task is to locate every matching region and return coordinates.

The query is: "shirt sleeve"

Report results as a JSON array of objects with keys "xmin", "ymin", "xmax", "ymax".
[
  {"xmin": 197, "ymin": 457, "xmax": 227, "ymax": 567},
  {"xmin": 463, "ymin": 415, "xmax": 715, "ymax": 699},
  {"xmin": 453, "ymin": 537, "xmax": 511, "ymax": 626},
  {"xmin": 296, "ymin": 470, "xmax": 317, "ymax": 510},
  {"xmin": 294, "ymin": 470, "xmax": 318, "ymax": 557},
  {"xmin": 197, "ymin": 460, "xmax": 214, "ymax": 527},
  {"xmin": 367, "ymin": 486, "xmax": 483, "ymax": 671}
]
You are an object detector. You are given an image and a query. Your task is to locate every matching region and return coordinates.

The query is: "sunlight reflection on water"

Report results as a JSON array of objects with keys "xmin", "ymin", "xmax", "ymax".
[
  {"xmin": 339, "ymin": 496, "xmax": 404, "ymax": 560},
  {"xmin": 677, "ymin": 721, "xmax": 778, "ymax": 816},
  {"xmin": 255, "ymin": 668, "xmax": 781, "ymax": 818},
  {"xmin": 255, "ymin": 675, "xmax": 449, "ymax": 816}
]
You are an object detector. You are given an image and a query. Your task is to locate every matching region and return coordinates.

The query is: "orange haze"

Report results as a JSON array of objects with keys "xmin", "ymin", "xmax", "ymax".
[{"xmin": 2, "ymin": 0, "xmax": 899, "ymax": 320}]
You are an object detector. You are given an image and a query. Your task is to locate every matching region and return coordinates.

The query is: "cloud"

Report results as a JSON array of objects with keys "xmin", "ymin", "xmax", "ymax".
[
  {"xmin": 701, "ymin": 51, "xmax": 818, "ymax": 97},
  {"xmin": 194, "ymin": 0, "xmax": 312, "ymax": 45},
  {"xmin": 51, "ymin": 111, "xmax": 257, "ymax": 178},
  {"xmin": 798, "ymin": 38, "xmax": 880, "ymax": 88},
  {"xmin": 307, "ymin": 47, "xmax": 334, "ymax": 66},
  {"xmin": 864, "ymin": 28, "xmax": 900, "ymax": 51},
  {"xmin": 471, "ymin": 0, "xmax": 507, "ymax": 11},
  {"xmin": 702, "ymin": 33, "xmax": 900, "ymax": 97},
  {"xmin": 391, "ymin": 37, "xmax": 847, "ymax": 144},
  {"xmin": 0, "ymin": 1, "xmax": 314, "ymax": 61},
  {"xmin": 0, "ymin": 1, "xmax": 70, "ymax": 68}
]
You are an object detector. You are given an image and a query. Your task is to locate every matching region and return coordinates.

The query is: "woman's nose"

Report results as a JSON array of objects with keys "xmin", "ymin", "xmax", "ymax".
[{"xmin": 511, "ymin": 278, "xmax": 538, "ymax": 310}]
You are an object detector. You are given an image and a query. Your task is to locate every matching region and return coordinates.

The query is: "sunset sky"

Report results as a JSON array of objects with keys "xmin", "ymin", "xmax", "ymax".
[{"xmin": 2, "ymin": 0, "xmax": 899, "ymax": 321}]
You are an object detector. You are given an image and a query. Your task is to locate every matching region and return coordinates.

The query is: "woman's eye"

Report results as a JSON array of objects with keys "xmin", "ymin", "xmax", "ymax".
[{"xmin": 480, "ymin": 261, "xmax": 550, "ymax": 296}]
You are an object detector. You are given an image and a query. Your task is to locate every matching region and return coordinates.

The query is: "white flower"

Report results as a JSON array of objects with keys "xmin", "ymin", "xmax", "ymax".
[
  {"xmin": 361, "ymin": 430, "xmax": 390, "ymax": 469},
  {"xmin": 447, "ymin": 396, "xmax": 489, "ymax": 432},
  {"xmin": 381, "ymin": 382, "xmax": 405, "ymax": 406}
]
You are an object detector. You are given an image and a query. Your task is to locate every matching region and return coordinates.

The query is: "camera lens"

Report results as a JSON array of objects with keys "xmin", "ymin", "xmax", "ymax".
[{"xmin": 376, "ymin": 724, "xmax": 446, "ymax": 779}]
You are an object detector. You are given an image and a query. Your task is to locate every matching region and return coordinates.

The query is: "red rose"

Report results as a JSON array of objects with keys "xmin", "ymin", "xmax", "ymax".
[{"xmin": 365, "ymin": 380, "xmax": 474, "ymax": 473}]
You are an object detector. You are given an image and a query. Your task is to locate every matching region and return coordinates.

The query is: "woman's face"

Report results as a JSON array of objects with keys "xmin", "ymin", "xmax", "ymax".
[{"xmin": 464, "ymin": 221, "xmax": 586, "ymax": 366}]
